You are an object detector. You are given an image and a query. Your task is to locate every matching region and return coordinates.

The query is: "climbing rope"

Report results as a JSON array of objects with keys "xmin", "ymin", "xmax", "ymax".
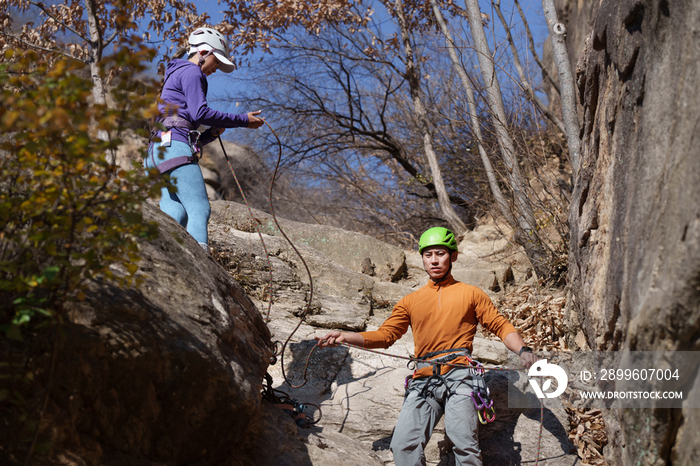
[
  {"xmin": 218, "ymin": 136, "xmax": 274, "ymax": 324},
  {"xmin": 218, "ymin": 123, "xmax": 316, "ymax": 388}
]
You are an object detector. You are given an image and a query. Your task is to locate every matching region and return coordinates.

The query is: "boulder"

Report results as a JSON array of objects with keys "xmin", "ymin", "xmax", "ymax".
[{"xmin": 16, "ymin": 202, "xmax": 276, "ymax": 465}]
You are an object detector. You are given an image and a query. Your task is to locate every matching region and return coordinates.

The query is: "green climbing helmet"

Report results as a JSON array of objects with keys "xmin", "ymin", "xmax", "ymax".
[{"xmin": 418, "ymin": 227, "xmax": 458, "ymax": 254}]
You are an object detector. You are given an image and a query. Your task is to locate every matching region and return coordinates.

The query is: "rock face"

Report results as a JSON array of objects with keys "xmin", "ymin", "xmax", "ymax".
[{"xmin": 567, "ymin": 0, "xmax": 700, "ymax": 464}]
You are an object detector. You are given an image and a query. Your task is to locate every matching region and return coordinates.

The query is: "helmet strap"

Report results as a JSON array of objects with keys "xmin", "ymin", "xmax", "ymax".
[{"xmin": 198, "ymin": 49, "xmax": 214, "ymax": 68}]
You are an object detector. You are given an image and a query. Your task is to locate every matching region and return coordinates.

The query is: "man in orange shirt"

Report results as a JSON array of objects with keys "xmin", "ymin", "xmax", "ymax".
[{"xmin": 317, "ymin": 227, "xmax": 538, "ymax": 466}]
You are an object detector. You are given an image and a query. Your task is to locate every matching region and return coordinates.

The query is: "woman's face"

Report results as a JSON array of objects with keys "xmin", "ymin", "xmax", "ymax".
[{"xmin": 200, "ymin": 53, "xmax": 221, "ymax": 76}]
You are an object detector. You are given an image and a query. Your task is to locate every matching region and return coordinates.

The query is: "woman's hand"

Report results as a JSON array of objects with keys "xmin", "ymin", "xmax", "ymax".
[
  {"xmin": 210, "ymin": 127, "xmax": 225, "ymax": 138},
  {"xmin": 247, "ymin": 110, "xmax": 265, "ymax": 129}
]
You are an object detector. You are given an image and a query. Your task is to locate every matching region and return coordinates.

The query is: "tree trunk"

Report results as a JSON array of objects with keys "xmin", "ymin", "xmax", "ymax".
[
  {"xmin": 430, "ymin": 0, "xmax": 515, "ymax": 228},
  {"xmin": 84, "ymin": 0, "xmax": 110, "ymax": 146},
  {"xmin": 463, "ymin": 0, "xmax": 550, "ymax": 279},
  {"xmin": 394, "ymin": 0, "xmax": 467, "ymax": 236},
  {"xmin": 542, "ymin": 0, "xmax": 581, "ymax": 175}
]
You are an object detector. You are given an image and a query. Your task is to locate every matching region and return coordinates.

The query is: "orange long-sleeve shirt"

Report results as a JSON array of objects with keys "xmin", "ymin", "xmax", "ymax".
[{"xmin": 360, "ymin": 275, "xmax": 516, "ymax": 378}]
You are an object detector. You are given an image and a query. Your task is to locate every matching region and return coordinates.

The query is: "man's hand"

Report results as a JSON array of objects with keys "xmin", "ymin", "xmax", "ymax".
[
  {"xmin": 315, "ymin": 331, "xmax": 344, "ymax": 348},
  {"xmin": 247, "ymin": 110, "xmax": 265, "ymax": 129},
  {"xmin": 503, "ymin": 332, "xmax": 539, "ymax": 369},
  {"xmin": 210, "ymin": 127, "xmax": 225, "ymax": 138},
  {"xmin": 315, "ymin": 330, "xmax": 364, "ymax": 348},
  {"xmin": 519, "ymin": 350, "xmax": 538, "ymax": 369}
]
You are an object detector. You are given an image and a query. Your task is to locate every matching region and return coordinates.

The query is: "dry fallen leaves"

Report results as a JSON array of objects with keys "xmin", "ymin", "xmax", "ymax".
[{"xmin": 492, "ymin": 285, "xmax": 609, "ymax": 466}]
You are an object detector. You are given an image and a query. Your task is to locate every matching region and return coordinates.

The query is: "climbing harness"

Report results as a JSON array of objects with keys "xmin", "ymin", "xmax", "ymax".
[
  {"xmin": 148, "ymin": 95, "xmax": 204, "ymax": 175},
  {"xmin": 413, "ymin": 348, "xmax": 496, "ymax": 425},
  {"xmin": 339, "ymin": 342, "xmax": 546, "ymax": 464}
]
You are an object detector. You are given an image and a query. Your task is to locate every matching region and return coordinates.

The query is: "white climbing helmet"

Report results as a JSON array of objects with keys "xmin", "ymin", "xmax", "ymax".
[{"xmin": 187, "ymin": 27, "xmax": 235, "ymax": 73}]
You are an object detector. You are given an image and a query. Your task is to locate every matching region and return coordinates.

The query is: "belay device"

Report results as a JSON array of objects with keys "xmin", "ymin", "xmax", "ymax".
[{"xmin": 261, "ymin": 373, "xmax": 321, "ymax": 428}]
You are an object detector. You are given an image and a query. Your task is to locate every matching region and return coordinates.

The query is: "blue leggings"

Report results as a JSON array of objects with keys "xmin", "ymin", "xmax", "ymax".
[{"xmin": 146, "ymin": 141, "xmax": 210, "ymax": 244}]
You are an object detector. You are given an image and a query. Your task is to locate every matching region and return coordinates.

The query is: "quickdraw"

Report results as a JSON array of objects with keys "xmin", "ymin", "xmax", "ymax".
[{"xmin": 471, "ymin": 387, "xmax": 496, "ymax": 424}]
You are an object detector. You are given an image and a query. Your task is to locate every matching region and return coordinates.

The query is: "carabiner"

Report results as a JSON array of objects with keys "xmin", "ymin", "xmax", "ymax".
[
  {"xmin": 471, "ymin": 391, "xmax": 485, "ymax": 410},
  {"xmin": 477, "ymin": 391, "xmax": 493, "ymax": 409},
  {"xmin": 477, "ymin": 406, "xmax": 496, "ymax": 424}
]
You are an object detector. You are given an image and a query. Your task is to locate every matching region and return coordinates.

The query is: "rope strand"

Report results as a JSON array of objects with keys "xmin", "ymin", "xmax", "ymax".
[
  {"xmin": 219, "ymin": 125, "xmax": 316, "ymax": 388},
  {"xmin": 218, "ymin": 136, "xmax": 275, "ymax": 323}
]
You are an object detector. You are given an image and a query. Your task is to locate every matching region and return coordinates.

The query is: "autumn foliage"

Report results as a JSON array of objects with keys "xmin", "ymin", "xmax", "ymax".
[{"xmin": 0, "ymin": 43, "xmax": 165, "ymax": 339}]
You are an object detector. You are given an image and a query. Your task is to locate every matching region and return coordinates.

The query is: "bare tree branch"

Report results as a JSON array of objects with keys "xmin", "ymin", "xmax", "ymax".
[
  {"xmin": 27, "ymin": 0, "xmax": 92, "ymax": 44},
  {"xmin": 492, "ymin": 0, "xmax": 566, "ymax": 134},
  {"xmin": 0, "ymin": 30, "xmax": 81, "ymax": 61},
  {"xmin": 514, "ymin": 0, "xmax": 560, "ymax": 94}
]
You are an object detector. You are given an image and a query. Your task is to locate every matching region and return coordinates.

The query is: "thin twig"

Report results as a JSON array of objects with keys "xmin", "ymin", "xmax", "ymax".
[
  {"xmin": 0, "ymin": 31, "xmax": 83, "ymax": 62},
  {"xmin": 27, "ymin": 0, "xmax": 92, "ymax": 44}
]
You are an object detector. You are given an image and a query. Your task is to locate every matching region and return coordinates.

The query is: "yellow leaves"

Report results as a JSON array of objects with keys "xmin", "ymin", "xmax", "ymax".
[
  {"xmin": 2, "ymin": 110, "xmax": 21, "ymax": 128},
  {"xmin": 2, "ymin": 54, "xmax": 167, "ymax": 337},
  {"xmin": 125, "ymin": 262, "xmax": 138, "ymax": 275},
  {"xmin": 48, "ymin": 59, "xmax": 67, "ymax": 78}
]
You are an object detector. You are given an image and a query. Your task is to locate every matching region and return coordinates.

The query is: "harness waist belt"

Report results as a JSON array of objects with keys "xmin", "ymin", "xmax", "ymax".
[
  {"xmin": 155, "ymin": 155, "xmax": 198, "ymax": 174},
  {"xmin": 161, "ymin": 115, "xmax": 195, "ymax": 131},
  {"xmin": 416, "ymin": 348, "xmax": 471, "ymax": 371}
]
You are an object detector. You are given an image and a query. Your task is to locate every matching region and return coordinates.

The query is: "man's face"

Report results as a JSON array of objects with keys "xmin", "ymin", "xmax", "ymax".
[{"xmin": 421, "ymin": 246, "xmax": 457, "ymax": 281}]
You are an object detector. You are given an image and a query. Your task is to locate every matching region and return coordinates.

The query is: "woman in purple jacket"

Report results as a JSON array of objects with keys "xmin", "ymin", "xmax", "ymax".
[{"xmin": 147, "ymin": 27, "xmax": 264, "ymax": 250}]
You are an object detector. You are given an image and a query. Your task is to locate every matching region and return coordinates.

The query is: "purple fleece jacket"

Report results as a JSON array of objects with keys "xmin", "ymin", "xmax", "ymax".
[{"xmin": 158, "ymin": 59, "xmax": 249, "ymax": 147}]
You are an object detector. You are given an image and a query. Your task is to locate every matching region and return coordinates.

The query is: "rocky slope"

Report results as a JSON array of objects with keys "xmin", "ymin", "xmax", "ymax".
[
  {"xmin": 12, "ymin": 199, "xmax": 580, "ymax": 465},
  {"xmin": 208, "ymin": 201, "xmax": 577, "ymax": 465}
]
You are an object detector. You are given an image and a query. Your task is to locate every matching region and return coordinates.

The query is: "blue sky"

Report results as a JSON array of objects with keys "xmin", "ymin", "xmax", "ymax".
[{"xmin": 177, "ymin": 0, "xmax": 552, "ymax": 115}]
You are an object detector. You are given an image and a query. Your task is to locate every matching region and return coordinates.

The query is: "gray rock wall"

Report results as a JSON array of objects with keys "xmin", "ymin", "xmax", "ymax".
[
  {"xmin": 567, "ymin": 0, "xmax": 700, "ymax": 463},
  {"xmin": 25, "ymin": 203, "xmax": 277, "ymax": 465}
]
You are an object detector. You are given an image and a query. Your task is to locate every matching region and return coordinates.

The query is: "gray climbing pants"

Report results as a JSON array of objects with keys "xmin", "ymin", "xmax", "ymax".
[{"xmin": 390, "ymin": 368, "xmax": 482, "ymax": 466}]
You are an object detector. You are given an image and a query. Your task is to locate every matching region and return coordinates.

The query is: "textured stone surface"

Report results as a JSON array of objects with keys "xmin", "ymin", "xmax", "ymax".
[
  {"xmin": 30, "ymin": 202, "xmax": 274, "ymax": 465},
  {"xmin": 210, "ymin": 200, "xmax": 407, "ymax": 282},
  {"xmin": 566, "ymin": 0, "xmax": 700, "ymax": 464}
]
